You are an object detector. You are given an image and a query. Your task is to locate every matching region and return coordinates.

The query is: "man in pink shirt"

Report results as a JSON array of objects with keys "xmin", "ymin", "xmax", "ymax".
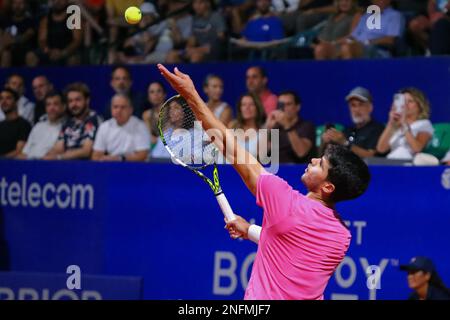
[
  {"xmin": 158, "ymin": 64, "xmax": 371, "ymax": 300},
  {"xmin": 246, "ymin": 66, "xmax": 278, "ymax": 115}
]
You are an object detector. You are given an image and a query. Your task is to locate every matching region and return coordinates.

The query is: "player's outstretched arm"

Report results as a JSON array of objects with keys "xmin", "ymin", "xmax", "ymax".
[{"xmin": 158, "ymin": 64, "xmax": 265, "ymax": 195}]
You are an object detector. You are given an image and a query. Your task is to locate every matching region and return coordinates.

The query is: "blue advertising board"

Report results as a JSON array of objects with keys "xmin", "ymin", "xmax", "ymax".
[
  {"xmin": 0, "ymin": 272, "xmax": 142, "ymax": 300},
  {"xmin": 1, "ymin": 160, "xmax": 450, "ymax": 299}
]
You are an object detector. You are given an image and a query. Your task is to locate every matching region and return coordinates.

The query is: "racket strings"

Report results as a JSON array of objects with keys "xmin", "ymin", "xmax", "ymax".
[{"xmin": 159, "ymin": 96, "xmax": 217, "ymax": 167}]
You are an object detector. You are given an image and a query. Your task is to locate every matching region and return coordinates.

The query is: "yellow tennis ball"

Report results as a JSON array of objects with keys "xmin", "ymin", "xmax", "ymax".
[{"xmin": 125, "ymin": 6, "xmax": 142, "ymax": 25}]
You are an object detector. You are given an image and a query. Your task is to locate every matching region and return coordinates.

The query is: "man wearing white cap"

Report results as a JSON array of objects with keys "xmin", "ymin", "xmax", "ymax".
[{"xmin": 321, "ymin": 86, "xmax": 385, "ymax": 158}]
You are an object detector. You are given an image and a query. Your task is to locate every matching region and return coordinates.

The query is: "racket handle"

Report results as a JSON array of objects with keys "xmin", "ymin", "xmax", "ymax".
[{"xmin": 216, "ymin": 193, "xmax": 236, "ymax": 222}]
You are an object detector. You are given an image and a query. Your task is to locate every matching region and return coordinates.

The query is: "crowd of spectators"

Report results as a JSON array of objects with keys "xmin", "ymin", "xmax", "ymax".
[
  {"xmin": 1, "ymin": 0, "xmax": 450, "ymax": 67},
  {"xmin": 1, "ymin": 65, "xmax": 449, "ymax": 165}
]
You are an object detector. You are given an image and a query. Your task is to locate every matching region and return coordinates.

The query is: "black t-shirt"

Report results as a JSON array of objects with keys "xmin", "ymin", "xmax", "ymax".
[
  {"xmin": 277, "ymin": 118, "xmax": 316, "ymax": 163},
  {"xmin": 0, "ymin": 117, "xmax": 31, "ymax": 156},
  {"xmin": 343, "ymin": 120, "xmax": 385, "ymax": 152}
]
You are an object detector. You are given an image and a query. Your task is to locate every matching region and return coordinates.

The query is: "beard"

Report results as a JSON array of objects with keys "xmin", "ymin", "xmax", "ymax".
[
  {"xmin": 1, "ymin": 104, "xmax": 15, "ymax": 114},
  {"xmin": 351, "ymin": 115, "xmax": 368, "ymax": 125},
  {"xmin": 69, "ymin": 105, "xmax": 87, "ymax": 117}
]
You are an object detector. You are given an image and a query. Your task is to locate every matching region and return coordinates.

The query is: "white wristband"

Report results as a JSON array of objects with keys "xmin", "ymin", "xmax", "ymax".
[{"xmin": 248, "ymin": 224, "xmax": 262, "ymax": 244}]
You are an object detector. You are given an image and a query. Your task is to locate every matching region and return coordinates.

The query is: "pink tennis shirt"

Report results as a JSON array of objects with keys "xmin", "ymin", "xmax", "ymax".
[{"xmin": 244, "ymin": 173, "xmax": 351, "ymax": 300}]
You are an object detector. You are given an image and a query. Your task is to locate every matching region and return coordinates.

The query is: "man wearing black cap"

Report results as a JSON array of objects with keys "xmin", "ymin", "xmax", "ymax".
[
  {"xmin": 400, "ymin": 256, "xmax": 450, "ymax": 300},
  {"xmin": 321, "ymin": 86, "xmax": 385, "ymax": 158},
  {"xmin": 0, "ymin": 88, "xmax": 31, "ymax": 158}
]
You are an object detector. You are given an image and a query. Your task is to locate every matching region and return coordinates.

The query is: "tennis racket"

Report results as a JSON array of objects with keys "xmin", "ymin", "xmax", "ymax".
[{"xmin": 158, "ymin": 95, "xmax": 236, "ymax": 222}]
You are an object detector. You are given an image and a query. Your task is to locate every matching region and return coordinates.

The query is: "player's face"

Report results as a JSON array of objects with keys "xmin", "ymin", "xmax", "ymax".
[
  {"xmin": 278, "ymin": 94, "xmax": 299, "ymax": 119},
  {"xmin": 240, "ymin": 96, "xmax": 257, "ymax": 120},
  {"xmin": 148, "ymin": 83, "xmax": 166, "ymax": 107},
  {"xmin": 204, "ymin": 77, "xmax": 224, "ymax": 101},
  {"xmin": 246, "ymin": 68, "xmax": 265, "ymax": 93},
  {"xmin": 111, "ymin": 96, "xmax": 133, "ymax": 126},
  {"xmin": 301, "ymin": 156, "xmax": 330, "ymax": 191},
  {"xmin": 67, "ymin": 91, "xmax": 89, "ymax": 117},
  {"xmin": 407, "ymin": 270, "xmax": 430, "ymax": 291},
  {"xmin": 32, "ymin": 77, "xmax": 52, "ymax": 101},
  {"xmin": 45, "ymin": 96, "xmax": 65, "ymax": 122},
  {"xmin": 403, "ymin": 93, "xmax": 421, "ymax": 120},
  {"xmin": 0, "ymin": 92, "xmax": 17, "ymax": 114},
  {"xmin": 348, "ymin": 98, "xmax": 372, "ymax": 125},
  {"xmin": 111, "ymin": 68, "xmax": 132, "ymax": 94}
]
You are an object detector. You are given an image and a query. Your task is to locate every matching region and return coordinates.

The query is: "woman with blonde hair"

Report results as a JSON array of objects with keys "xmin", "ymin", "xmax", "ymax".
[{"xmin": 376, "ymin": 87, "xmax": 434, "ymax": 160}]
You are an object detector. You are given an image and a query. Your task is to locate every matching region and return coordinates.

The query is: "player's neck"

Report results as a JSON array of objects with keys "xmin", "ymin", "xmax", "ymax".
[{"xmin": 306, "ymin": 191, "xmax": 335, "ymax": 209}]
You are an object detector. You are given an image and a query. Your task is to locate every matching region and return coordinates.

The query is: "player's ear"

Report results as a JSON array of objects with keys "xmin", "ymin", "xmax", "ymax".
[{"xmin": 321, "ymin": 181, "xmax": 335, "ymax": 197}]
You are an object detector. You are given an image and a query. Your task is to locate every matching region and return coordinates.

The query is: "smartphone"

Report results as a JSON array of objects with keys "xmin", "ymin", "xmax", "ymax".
[
  {"xmin": 393, "ymin": 93, "xmax": 405, "ymax": 114},
  {"xmin": 277, "ymin": 101, "xmax": 285, "ymax": 110}
]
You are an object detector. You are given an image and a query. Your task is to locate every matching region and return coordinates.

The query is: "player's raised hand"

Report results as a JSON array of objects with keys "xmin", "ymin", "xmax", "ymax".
[
  {"xmin": 157, "ymin": 64, "xmax": 197, "ymax": 102},
  {"xmin": 225, "ymin": 215, "xmax": 251, "ymax": 240}
]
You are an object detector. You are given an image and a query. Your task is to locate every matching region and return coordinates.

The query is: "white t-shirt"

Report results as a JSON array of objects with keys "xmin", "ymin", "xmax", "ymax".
[
  {"xmin": 387, "ymin": 119, "xmax": 434, "ymax": 160},
  {"xmin": 93, "ymin": 116, "xmax": 150, "ymax": 156},
  {"xmin": 22, "ymin": 117, "xmax": 65, "ymax": 159}
]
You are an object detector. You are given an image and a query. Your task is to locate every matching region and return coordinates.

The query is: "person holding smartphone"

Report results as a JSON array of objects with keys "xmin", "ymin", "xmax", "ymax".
[
  {"xmin": 320, "ymin": 86, "xmax": 385, "ymax": 159},
  {"xmin": 376, "ymin": 87, "xmax": 434, "ymax": 160},
  {"xmin": 265, "ymin": 90, "xmax": 316, "ymax": 163}
]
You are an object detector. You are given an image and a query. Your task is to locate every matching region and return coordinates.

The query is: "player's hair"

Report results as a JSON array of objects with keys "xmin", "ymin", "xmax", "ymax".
[
  {"xmin": 324, "ymin": 144, "xmax": 370, "ymax": 202},
  {"xmin": 232, "ymin": 93, "xmax": 266, "ymax": 129},
  {"xmin": 279, "ymin": 90, "xmax": 302, "ymax": 105},
  {"xmin": 399, "ymin": 87, "xmax": 431, "ymax": 120},
  {"xmin": 1, "ymin": 87, "xmax": 20, "ymax": 101},
  {"xmin": 429, "ymin": 270, "xmax": 450, "ymax": 296},
  {"xmin": 64, "ymin": 82, "xmax": 91, "ymax": 100}
]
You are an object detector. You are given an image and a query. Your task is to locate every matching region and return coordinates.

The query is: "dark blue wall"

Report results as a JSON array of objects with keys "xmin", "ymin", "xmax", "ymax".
[{"xmin": 1, "ymin": 58, "xmax": 450, "ymax": 126}]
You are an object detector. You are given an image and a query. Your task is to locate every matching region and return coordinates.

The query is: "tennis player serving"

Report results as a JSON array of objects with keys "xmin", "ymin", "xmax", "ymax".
[{"xmin": 158, "ymin": 64, "xmax": 371, "ymax": 300}]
